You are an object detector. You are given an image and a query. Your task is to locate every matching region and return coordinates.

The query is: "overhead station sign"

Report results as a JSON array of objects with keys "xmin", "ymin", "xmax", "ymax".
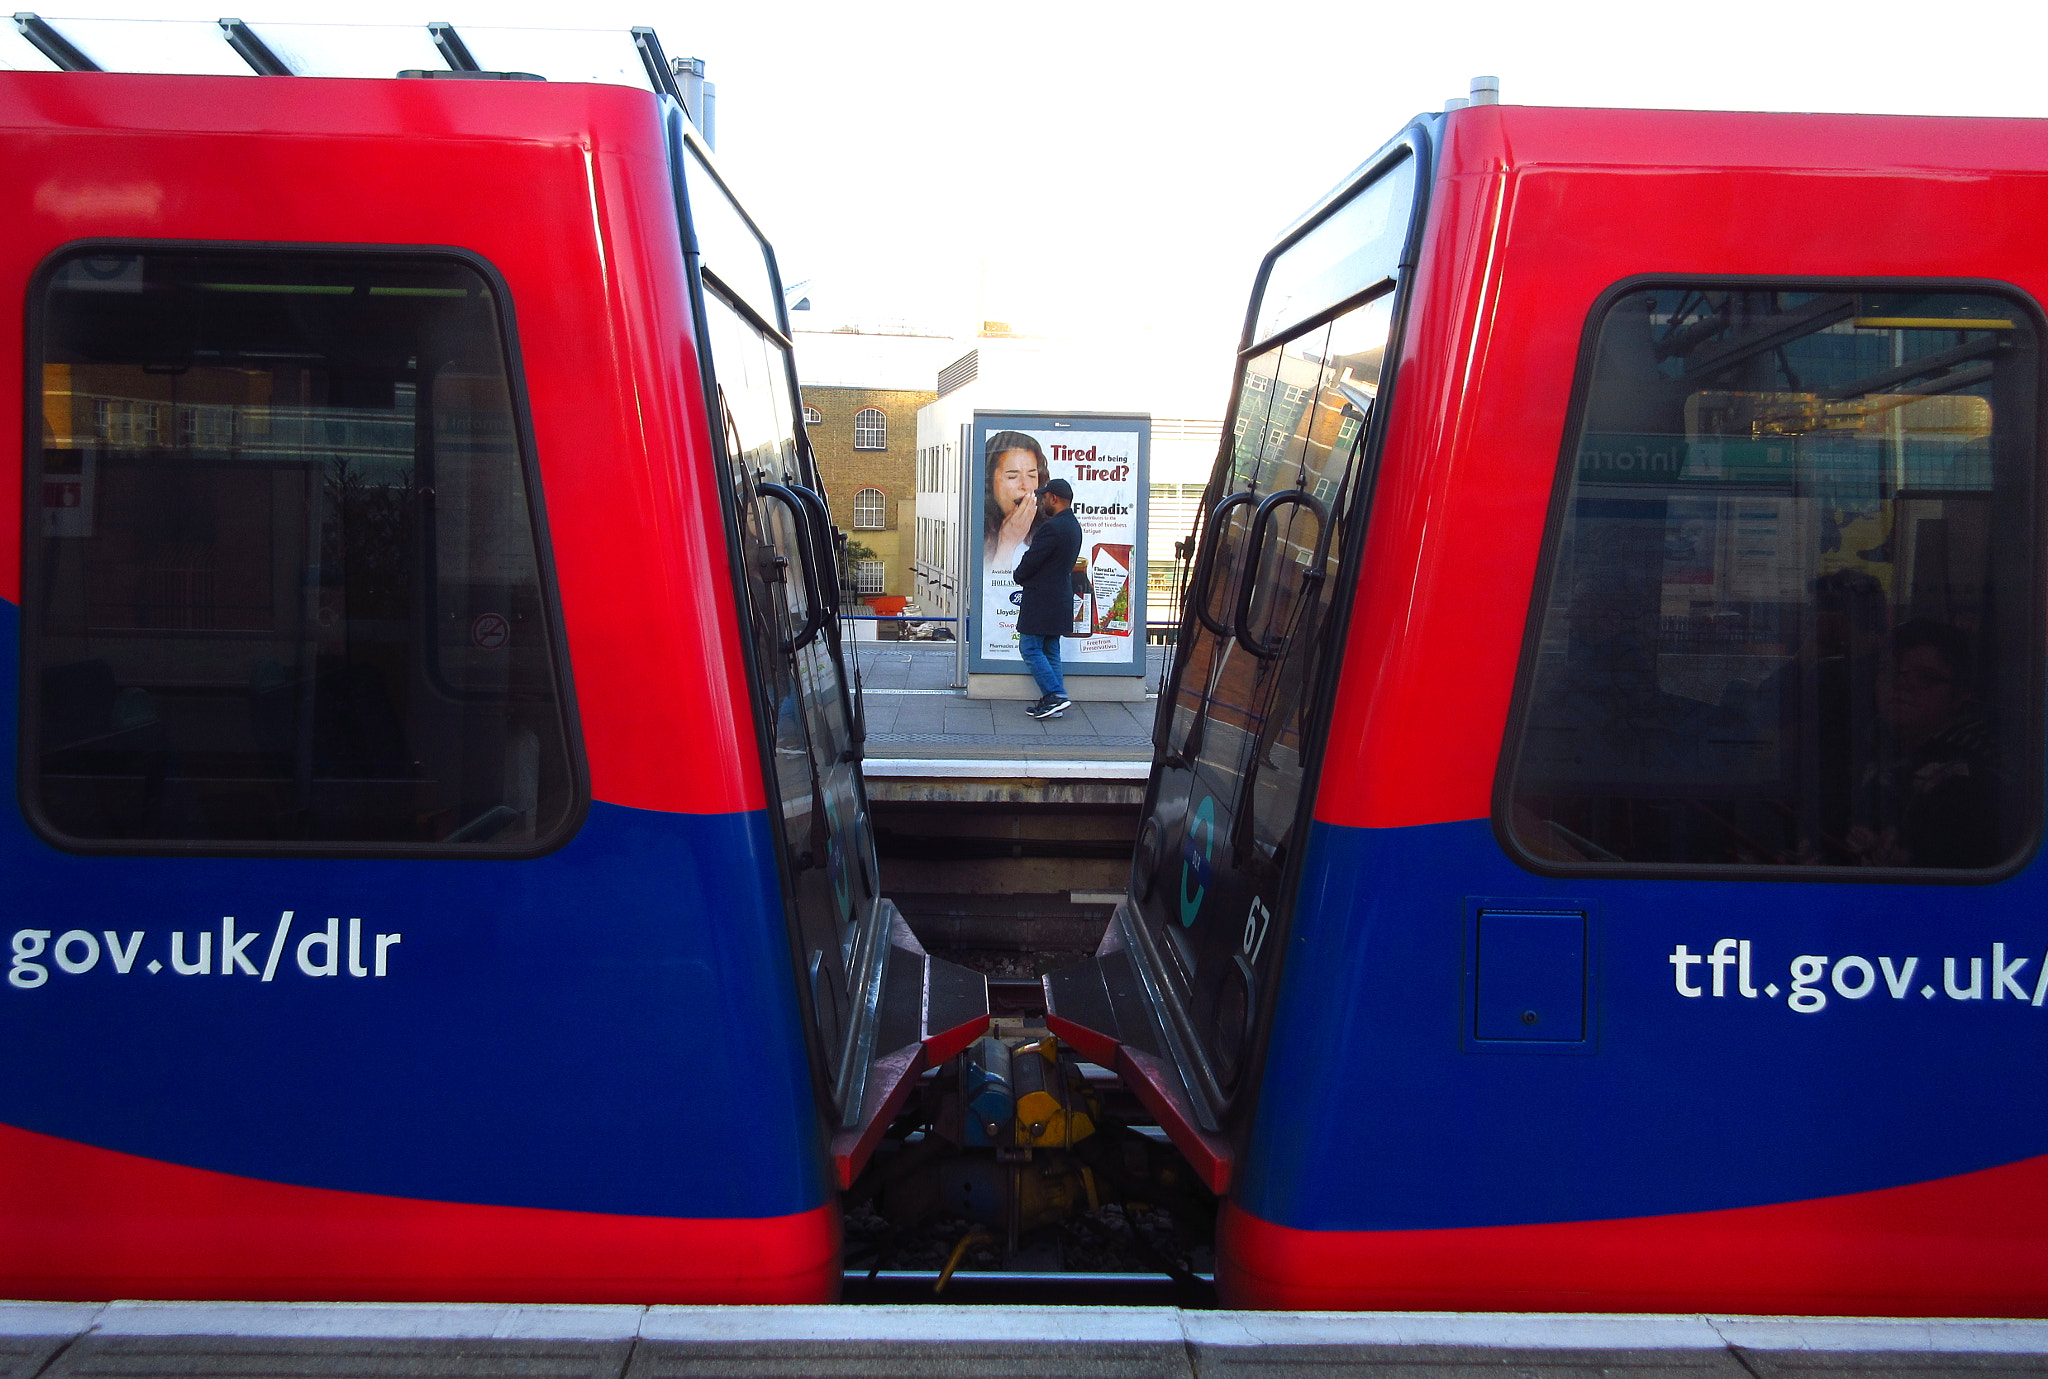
[{"xmin": 968, "ymin": 412, "xmax": 1148, "ymax": 678}]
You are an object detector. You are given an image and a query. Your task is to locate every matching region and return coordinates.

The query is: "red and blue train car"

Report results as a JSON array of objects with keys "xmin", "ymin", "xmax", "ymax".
[
  {"xmin": 0, "ymin": 32, "xmax": 981, "ymax": 1302},
  {"xmin": 1051, "ymin": 103, "xmax": 2048, "ymax": 1313}
]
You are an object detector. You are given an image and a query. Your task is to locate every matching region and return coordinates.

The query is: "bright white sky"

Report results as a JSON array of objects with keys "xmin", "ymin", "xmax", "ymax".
[{"xmin": 30, "ymin": 0, "xmax": 2048, "ymax": 412}]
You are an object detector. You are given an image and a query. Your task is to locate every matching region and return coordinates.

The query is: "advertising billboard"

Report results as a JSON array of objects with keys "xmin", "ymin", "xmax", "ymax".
[{"xmin": 968, "ymin": 412, "xmax": 1148, "ymax": 677}]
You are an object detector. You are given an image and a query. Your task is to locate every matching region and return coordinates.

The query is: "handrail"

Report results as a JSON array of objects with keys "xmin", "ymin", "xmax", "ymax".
[
  {"xmin": 1232, "ymin": 488, "xmax": 1327, "ymax": 660},
  {"xmin": 756, "ymin": 482, "xmax": 828, "ymax": 651},
  {"xmin": 786, "ymin": 482, "xmax": 866, "ymax": 754},
  {"xmin": 787, "ymin": 483, "xmax": 843, "ymax": 613},
  {"xmin": 1187, "ymin": 491, "xmax": 1259, "ymax": 639}
]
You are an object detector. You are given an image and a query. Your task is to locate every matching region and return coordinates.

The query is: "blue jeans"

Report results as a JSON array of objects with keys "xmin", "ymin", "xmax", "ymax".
[{"xmin": 1018, "ymin": 633, "xmax": 1065, "ymax": 699}]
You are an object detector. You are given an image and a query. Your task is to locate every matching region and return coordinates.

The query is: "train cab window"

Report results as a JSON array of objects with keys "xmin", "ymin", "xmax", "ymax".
[
  {"xmin": 1506, "ymin": 286, "xmax": 2040, "ymax": 874},
  {"xmin": 26, "ymin": 249, "xmax": 578, "ymax": 852}
]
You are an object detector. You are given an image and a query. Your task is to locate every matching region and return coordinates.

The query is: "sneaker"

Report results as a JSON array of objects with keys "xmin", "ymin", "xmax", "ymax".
[{"xmin": 1033, "ymin": 695, "xmax": 1072, "ymax": 718}]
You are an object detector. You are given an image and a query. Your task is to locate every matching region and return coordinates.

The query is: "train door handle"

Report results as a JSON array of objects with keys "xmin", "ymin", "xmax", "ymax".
[
  {"xmin": 1187, "ymin": 490, "xmax": 1259, "ymax": 638},
  {"xmin": 757, "ymin": 483, "xmax": 828, "ymax": 650},
  {"xmin": 1232, "ymin": 489, "xmax": 1328, "ymax": 660},
  {"xmin": 784, "ymin": 482, "xmax": 867, "ymax": 751},
  {"xmin": 786, "ymin": 484, "xmax": 843, "ymax": 612}
]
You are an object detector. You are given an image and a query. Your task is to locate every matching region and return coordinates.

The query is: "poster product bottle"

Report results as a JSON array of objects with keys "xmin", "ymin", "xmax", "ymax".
[
  {"xmin": 1089, "ymin": 543, "xmax": 1133, "ymax": 636},
  {"xmin": 1069, "ymin": 558, "xmax": 1095, "ymax": 636}
]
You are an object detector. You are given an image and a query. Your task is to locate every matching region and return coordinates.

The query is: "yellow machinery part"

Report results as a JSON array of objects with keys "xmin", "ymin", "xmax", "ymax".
[
  {"xmin": 1010, "ymin": 1036, "xmax": 1096, "ymax": 1149},
  {"xmin": 1014, "ymin": 1154, "xmax": 1095, "ymax": 1233}
]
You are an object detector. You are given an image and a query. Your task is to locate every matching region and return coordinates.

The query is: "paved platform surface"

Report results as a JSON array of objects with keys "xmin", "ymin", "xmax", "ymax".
[
  {"xmin": 857, "ymin": 643, "xmax": 1165, "ymax": 764},
  {"xmin": 6, "ymin": 1303, "xmax": 2048, "ymax": 1379}
]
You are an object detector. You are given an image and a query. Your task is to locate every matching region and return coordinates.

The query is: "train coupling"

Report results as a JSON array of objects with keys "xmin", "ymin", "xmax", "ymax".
[{"xmin": 949, "ymin": 1033, "xmax": 1099, "ymax": 1151}]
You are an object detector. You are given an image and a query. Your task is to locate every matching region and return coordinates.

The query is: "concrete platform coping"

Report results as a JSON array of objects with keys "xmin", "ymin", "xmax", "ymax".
[
  {"xmin": 4, "ymin": 1303, "xmax": 2047, "ymax": 1352},
  {"xmin": 863, "ymin": 758, "xmax": 1151, "ymax": 779}
]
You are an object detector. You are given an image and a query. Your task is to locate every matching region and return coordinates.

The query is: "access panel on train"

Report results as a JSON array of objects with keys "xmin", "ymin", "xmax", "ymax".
[{"xmin": 1050, "ymin": 104, "xmax": 2048, "ymax": 1314}]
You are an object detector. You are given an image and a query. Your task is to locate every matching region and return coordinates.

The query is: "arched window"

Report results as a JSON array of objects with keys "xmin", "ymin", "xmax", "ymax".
[
  {"xmin": 854, "ymin": 407, "xmax": 886, "ymax": 449},
  {"xmin": 853, "ymin": 487, "xmax": 887, "ymax": 529},
  {"xmin": 802, "ymin": 405, "xmax": 821, "ymax": 424}
]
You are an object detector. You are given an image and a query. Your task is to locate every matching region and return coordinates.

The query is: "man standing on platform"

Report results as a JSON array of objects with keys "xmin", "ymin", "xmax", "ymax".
[{"xmin": 1011, "ymin": 478, "xmax": 1081, "ymax": 720}]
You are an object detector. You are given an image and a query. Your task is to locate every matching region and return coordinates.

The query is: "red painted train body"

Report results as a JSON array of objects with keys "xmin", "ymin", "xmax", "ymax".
[
  {"xmin": 0, "ymin": 52, "xmax": 982, "ymax": 1301},
  {"xmin": 1053, "ymin": 104, "xmax": 2048, "ymax": 1313},
  {"xmin": 10, "ymin": 28, "xmax": 2048, "ymax": 1314}
]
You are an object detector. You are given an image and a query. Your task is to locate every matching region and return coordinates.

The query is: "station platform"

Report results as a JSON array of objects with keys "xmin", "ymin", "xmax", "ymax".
[
  {"xmin": 856, "ymin": 642, "xmax": 1163, "ymax": 805},
  {"xmin": 6, "ymin": 1302, "xmax": 2047, "ymax": 1379}
]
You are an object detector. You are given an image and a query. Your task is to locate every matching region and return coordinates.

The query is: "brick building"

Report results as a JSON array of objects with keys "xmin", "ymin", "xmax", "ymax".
[
  {"xmin": 800, "ymin": 385, "xmax": 930, "ymax": 597},
  {"xmin": 795, "ymin": 330, "xmax": 958, "ymax": 599}
]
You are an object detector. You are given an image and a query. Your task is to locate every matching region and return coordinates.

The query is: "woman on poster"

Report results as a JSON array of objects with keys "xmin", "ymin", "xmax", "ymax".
[{"xmin": 982, "ymin": 431, "xmax": 1046, "ymax": 570}]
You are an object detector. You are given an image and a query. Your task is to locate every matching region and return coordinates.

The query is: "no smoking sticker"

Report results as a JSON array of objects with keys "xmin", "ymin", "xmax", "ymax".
[{"xmin": 470, "ymin": 613, "xmax": 509, "ymax": 650}]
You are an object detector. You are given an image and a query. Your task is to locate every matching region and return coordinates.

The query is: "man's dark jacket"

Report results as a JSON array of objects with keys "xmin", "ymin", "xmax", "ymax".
[{"xmin": 1011, "ymin": 507, "xmax": 1084, "ymax": 637}]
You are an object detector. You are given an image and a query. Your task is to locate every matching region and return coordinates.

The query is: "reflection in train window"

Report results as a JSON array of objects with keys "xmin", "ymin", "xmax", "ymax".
[
  {"xmin": 27, "ymin": 250, "xmax": 578, "ymax": 850},
  {"xmin": 1166, "ymin": 291, "xmax": 1392, "ymax": 879},
  {"xmin": 1507, "ymin": 287, "xmax": 2040, "ymax": 873}
]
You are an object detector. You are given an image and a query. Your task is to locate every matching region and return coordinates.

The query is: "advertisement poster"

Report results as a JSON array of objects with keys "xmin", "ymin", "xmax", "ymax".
[{"xmin": 969, "ymin": 412, "xmax": 1148, "ymax": 677}]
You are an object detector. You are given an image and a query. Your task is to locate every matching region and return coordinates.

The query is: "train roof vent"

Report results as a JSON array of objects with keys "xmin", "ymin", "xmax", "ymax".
[
  {"xmin": 1447, "ymin": 75, "xmax": 1501, "ymax": 112},
  {"xmin": 5, "ymin": 15, "xmax": 714, "ymax": 141}
]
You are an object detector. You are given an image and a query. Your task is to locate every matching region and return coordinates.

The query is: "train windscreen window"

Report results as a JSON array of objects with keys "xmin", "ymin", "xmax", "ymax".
[
  {"xmin": 27, "ymin": 250, "xmax": 577, "ymax": 851},
  {"xmin": 1508, "ymin": 288, "xmax": 2039, "ymax": 873}
]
